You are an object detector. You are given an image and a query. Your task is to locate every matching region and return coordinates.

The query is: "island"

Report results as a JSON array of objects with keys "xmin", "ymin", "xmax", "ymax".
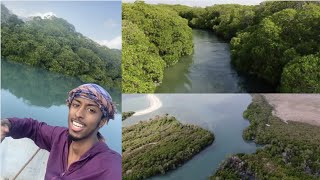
[
  {"xmin": 122, "ymin": 111, "xmax": 135, "ymax": 121},
  {"xmin": 122, "ymin": 114, "xmax": 215, "ymax": 180}
]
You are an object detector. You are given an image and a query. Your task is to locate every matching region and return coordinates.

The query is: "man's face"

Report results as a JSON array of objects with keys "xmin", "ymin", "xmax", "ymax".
[{"xmin": 68, "ymin": 97, "xmax": 105, "ymax": 142}]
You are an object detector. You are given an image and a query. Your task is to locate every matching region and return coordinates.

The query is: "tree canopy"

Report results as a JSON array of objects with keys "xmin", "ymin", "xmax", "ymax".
[
  {"xmin": 122, "ymin": 115, "xmax": 214, "ymax": 180},
  {"xmin": 164, "ymin": 1, "xmax": 320, "ymax": 92},
  {"xmin": 1, "ymin": 4, "xmax": 121, "ymax": 89},
  {"xmin": 122, "ymin": 2, "xmax": 193, "ymax": 93}
]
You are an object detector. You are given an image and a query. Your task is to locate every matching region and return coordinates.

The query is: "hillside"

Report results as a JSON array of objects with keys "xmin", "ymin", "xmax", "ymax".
[{"xmin": 1, "ymin": 4, "xmax": 121, "ymax": 89}]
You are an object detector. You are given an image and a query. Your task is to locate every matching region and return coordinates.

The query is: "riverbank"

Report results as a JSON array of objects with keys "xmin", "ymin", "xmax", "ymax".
[
  {"xmin": 122, "ymin": 115, "xmax": 214, "ymax": 180},
  {"xmin": 212, "ymin": 94, "xmax": 320, "ymax": 179},
  {"xmin": 132, "ymin": 94, "xmax": 162, "ymax": 116}
]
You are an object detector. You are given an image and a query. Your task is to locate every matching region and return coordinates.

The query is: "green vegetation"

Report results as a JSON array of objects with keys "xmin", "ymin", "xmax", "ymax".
[
  {"xmin": 122, "ymin": 115, "xmax": 214, "ymax": 180},
  {"xmin": 122, "ymin": 111, "xmax": 135, "ymax": 121},
  {"xmin": 165, "ymin": 4, "xmax": 256, "ymax": 40},
  {"xmin": 122, "ymin": 2, "xmax": 193, "ymax": 93},
  {"xmin": 211, "ymin": 95, "xmax": 320, "ymax": 179},
  {"xmin": 230, "ymin": 2, "xmax": 320, "ymax": 91},
  {"xmin": 128, "ymin": 1, "xmax": 320, "ymax": 93},
  {"xmin": 1, "ymin": 4, "xmax": 121, "ymax": 89},
  {"xmin": 280, "ymin": 54, "xmax": 320, "ymax": 93}
]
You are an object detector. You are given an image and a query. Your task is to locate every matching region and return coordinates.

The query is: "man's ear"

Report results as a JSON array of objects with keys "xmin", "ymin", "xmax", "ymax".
[{"xmin": 99, "ymin": 118, "xmax": 108, "ymax": 128}]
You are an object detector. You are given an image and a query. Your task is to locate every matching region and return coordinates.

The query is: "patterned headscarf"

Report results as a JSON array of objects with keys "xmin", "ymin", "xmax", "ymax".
[{"xmin": 66, "ymin": 84, "xmax": 116, "ymax": 121}]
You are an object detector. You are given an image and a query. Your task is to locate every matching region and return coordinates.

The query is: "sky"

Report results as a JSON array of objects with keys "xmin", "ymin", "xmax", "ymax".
[
  {"xmin": 2, "ymin": 1, "xmax": 122, "ymax": 49},
  {"xmin": 123, "ymin": 0, "xmax": 265, "ymax": 7}
]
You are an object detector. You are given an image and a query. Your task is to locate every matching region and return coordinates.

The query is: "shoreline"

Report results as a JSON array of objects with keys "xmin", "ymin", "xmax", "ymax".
[
  {"xmin": 263, "ymin": 94, "xmax": 320, "ymax": 127},
  {"xmin": 133, "ymin": 94, "xmax": 162, "ymax": 116}
]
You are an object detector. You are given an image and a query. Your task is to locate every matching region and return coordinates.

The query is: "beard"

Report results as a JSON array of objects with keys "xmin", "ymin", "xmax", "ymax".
[
  {"xmin": 68, "ymin": 131, "xmax": 94, "ymax": 142},
  {"xmin": 68, "ymin": 122, "xmax": 100, "ymax": 142}
]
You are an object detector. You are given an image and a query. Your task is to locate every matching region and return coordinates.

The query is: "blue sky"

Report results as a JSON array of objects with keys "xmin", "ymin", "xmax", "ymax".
[
  {"xmin": 2, "ymin": 1, "xmax": 122, "ymax": 49},
  {"xmin": 123, "ymin": 0, "xmax": 265, "ymax": 7}
]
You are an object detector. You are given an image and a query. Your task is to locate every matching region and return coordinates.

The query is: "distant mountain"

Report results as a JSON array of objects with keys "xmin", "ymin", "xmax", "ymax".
[{"xmin": 1, "ymin": 4, "xmax": 121, "ymax": 89}]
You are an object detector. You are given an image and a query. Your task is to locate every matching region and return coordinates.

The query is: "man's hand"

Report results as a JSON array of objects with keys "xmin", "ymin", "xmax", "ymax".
[{"xmin": 1, "ymin": 119, "xmax": 11, "ymax": 142}]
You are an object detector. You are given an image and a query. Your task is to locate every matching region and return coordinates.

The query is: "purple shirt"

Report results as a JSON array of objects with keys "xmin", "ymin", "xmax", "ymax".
[{"xmin": 7, "ymin": 118, "xmax": 121, "ymax": 180}]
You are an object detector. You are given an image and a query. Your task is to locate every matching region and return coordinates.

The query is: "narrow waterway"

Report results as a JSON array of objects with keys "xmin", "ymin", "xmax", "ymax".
[
  {"xmin": 156, "ymin": 29, "xmax": 275, "ymax": 93},
  {"xmin": 123, "ymin": 94, "xmax": 259, "ymax": 180}
]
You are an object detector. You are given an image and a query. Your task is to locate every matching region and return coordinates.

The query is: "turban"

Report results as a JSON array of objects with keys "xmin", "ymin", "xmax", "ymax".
[{"xmin": 66, "ymin": 84, "xmax": 116, "ymax": 120}]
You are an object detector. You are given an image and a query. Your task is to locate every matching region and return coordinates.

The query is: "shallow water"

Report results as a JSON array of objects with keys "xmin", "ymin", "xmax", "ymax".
[
  {"xmin": 155, "ymin": 29, "xmax": 275, "ymax": 93},
  {"xmin": 122, "ymin": 94, "xmax": 259, "ymax": 180}
]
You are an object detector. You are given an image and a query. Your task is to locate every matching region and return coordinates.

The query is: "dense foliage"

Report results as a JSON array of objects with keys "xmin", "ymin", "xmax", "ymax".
[
  {"xmin": 122, "ymin": 111, "xmax": 135, "ymax": 121},
  {"xmin": 231, "ymin": 2, "xmax": 320, "ymax": 91},
  {"xmin": 280, "ymin": 54, "xmax": 320, "ymax": 93},
  {"xmin": 122, "ymin": 20, "xmax": 165, "ymax": 93},
  {"xmin": 122, "ymin": 2, "xmax": 193, "ymax": 93},
  {"xmin": 165, "ymin": 4, "xmax": 256, "ymax": 40},
  {"xmin": 166, "ymin": 2, "xmax": 320, "ymax": 92},
  {"xmin": 1, "ymin": 4, "xmax": 121, "ymax": 89},
  {"xmin": 122, "ymin": 115, "xmax": 214, "ymax": 180},
  {"xmin": 212, "ymin": 95, "xmax": 320, "ymax": 179}
]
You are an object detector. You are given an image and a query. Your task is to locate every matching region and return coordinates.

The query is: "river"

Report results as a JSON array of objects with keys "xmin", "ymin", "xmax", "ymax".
[
  {"xmin": 155, "ymin": 29, "xmax": 275, "ymax": 93},
  {"xmin": 122, "ymin": 94, "xmax": 259, "ymax": 180},
  {"xmin": 1, "ymin": 60, "xmax": 122, "ymax": 153}
]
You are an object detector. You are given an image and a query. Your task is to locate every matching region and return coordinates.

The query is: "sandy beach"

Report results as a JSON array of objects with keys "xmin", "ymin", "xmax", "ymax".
[
  {"xmin": 263, "ymin": 94, "xmax": 320, "ymax": 126},
  {"xmin": 133, "ymin": 94, "xmax": 162, "ymax": 116}
]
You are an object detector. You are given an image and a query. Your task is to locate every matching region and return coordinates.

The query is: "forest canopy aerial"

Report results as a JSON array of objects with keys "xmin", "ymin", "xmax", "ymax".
[
  {"xmin": 122, "ymin": 2, "xmax": 193, "ymax": 93},
  {"xmin": 122, "ymin": 1, "xmax": 320, "ymax": 93}
]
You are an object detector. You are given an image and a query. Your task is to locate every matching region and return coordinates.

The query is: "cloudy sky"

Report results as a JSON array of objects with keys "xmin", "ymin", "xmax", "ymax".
[
  {"xmin": 123, "ymin": 0, "xmax": 265, "ymax": 7},
  {"xmin": 2, "ymin": 1, "xmax": 122, "ymax": 49}
]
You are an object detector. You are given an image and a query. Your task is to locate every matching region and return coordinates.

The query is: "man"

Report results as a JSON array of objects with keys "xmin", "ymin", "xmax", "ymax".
[{"xmin": 0, "ymin": 83, "xmax": 121, "ymax": 180}]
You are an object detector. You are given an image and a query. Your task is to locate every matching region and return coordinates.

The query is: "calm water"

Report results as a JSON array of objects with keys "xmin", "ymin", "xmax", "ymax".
[
  {"xmin": 1, "ymin": 60, "xmax": 122, "ymax": 154},
  {"xmin": 123, "ymin": 94, "xmax": 259, "ymax": 180},
  {"xmin": 156, "ymin": 29, "xmax": 275, "ymax": 93}
]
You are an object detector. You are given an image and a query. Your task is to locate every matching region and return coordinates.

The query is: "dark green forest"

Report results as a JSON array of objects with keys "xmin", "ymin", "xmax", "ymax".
[
  {"xmin": 122, "ymin": 2, "xmax": 193, "ymax": 93},
  {"xmin": 123, "ymin": 1, "xmax": 320, "ymax": 93},
  {"xmin": 1, "ymin": 4, "xmax": 121, "ymax": 89},
  {"xmin": 122, "ymin": 111, "xmax": 135, "ymax": 121},
  {"xmin": 211, "ymin": 95, "xmax": 320, "ymax": 179},
  {"xmin": 122, "ymin": 115, "xmax": 214, "ymax": 180}
]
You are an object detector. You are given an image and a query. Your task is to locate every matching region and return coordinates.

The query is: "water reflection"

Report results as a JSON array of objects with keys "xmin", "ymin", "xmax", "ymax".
[
  {"xmin": 1, "ymin": 60, "xmax": 121, "ymax": 108},
  {"xmin": 156, "ymin": 29, "xmax": 275, "ymax": 93},
  {"xmin": 1, "ymin": 59, "xmax": 122, "ymax": 153}
]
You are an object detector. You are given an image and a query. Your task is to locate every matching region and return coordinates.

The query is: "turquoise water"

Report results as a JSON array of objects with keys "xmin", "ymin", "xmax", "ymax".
[
  {"xmin": 1, "ymin": 60, "xmax": 121, "ymax": 154},
  {"xmin": 122, "ymin": 94, "xmax": 259, "ymax": 180},
  {"xmin": 155, "ymin": 29, "xmax": 275, "ymax": 93}
]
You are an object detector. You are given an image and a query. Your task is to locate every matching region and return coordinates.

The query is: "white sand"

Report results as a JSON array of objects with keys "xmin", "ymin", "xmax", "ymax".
[
  {"xmin": 263, "ymin": 94, "xmax": 320, "ymax": 127},
  {"xmin": 133, "ymin": 94, "xmax": 162, "ymax": 116}
]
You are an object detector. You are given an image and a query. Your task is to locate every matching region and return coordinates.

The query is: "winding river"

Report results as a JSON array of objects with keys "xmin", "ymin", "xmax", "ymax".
[
  {"xmin": 123, "ymin": 94, "xmax": 259, "ymax": 180},
  {"xmin": 155, "ymin": 29, "xmax": 275, "ymax": 93}
]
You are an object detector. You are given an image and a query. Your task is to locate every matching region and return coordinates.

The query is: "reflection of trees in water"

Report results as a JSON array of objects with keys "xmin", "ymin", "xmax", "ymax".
[
  {"xmin": 155, "ymin": 54, "xmax": 193, "ymax": 93},
  {"xmin": 2, "ymin": 60, "xmax": 121, "ymax": 108}
]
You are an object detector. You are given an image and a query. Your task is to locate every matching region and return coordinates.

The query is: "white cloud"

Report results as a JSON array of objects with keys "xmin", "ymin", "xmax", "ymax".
[
  {"xmin": 29, "ymin": 12, "xmax": 56, "ymax": 19},
  {"xmin": 96, "ymin": 36, "xmax": 122, "ymax": 50},
  {"xmin": 5, "ymin": 6, "xmax": 56, "ymax": 19}
]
